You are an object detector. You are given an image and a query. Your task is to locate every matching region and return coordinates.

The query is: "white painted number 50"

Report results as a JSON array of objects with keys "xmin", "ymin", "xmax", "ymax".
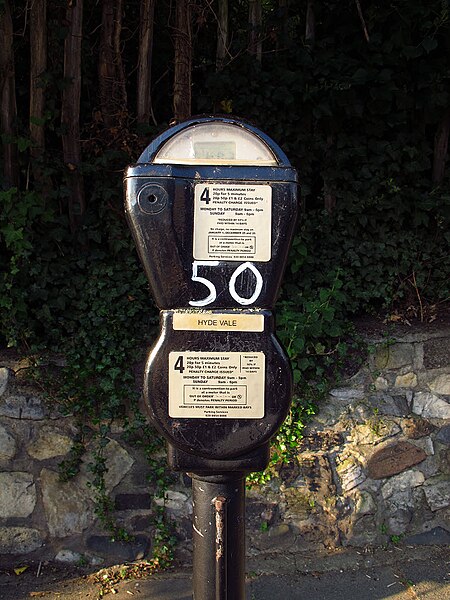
[{"xmin": 189, "ymin": 261, "xmax": 263, "ymax": 307}]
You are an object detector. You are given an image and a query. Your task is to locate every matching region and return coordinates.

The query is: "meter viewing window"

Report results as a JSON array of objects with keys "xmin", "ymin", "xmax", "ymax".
[
  {"xmin": 153, "ymin": 122, "xmax": 278, "ymax": 166},
  {"xmin": 194, "ymin": 141, "xmax": 236, "ymax": 161}
]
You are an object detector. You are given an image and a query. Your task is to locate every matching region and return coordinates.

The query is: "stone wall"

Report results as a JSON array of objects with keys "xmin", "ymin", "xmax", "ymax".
[
  {"xmin": 0, "ymin": 361, "xmax": 158, "ymax": 566},
  {"xmin": 0, "ymin": 325, "xmax": 449, "ymax": 565},
  {"xmin": 244, "ymin": 325, "xmax": 450, "ymax": 553}
]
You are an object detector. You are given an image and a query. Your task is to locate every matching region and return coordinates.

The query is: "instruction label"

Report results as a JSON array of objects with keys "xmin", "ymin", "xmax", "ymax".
[
  {"xmin": 172, "ymin": 312, "xmax": 264, "ymax": 332},
  {"xmin": 193, "ymin": 183, "xmax": 272, "ymax": 261},
  {"xmin": 169, "ymin": 351, "xmax": 265, "ymax": 419}
]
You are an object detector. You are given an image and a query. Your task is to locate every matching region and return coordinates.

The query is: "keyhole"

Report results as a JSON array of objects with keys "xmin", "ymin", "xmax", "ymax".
[{"xmin": 137, "ymin": 184, "xmax": 168, "ymax": 214}]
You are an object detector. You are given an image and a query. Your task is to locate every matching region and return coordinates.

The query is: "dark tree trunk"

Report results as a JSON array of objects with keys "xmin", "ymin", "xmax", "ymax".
[
  {"xmin": 29, "ymin": 0, "xmax": 47, "ymax": 185},
  {"xmin": 173, "ymin": 0, "xmax": 192, "ymax": 122},
  {"xmin": 305, "ymin": 0, "xmax": 315, "ymax": 46},
  {"xmin": 324, "ymin": 134, "xmax": 336, "ymax": 212},
  {"xmin": 0, "ymin": 0, "xmax": 19, "ymax": 188},
  {"xmin": 99, "ymin": 0, "xmax": 127, "ymax": 128},
  {"xmin": 248, "ymin": 0, "xmax": 262, "ymax": 62},
  {"xmin": 277, "ymin": 0, "xmax": 290, "ymax": 50},
  {"xmin": 137, "ymin": 0, "xmax": 156, "ymax": 126},
  {"xmin": 61, "ymin": 0, "xmax": 85, "ymax": 233},
  {"xmin": 355, "ymin": 0, "xmax": 370, "ymax": 43},
  {"xmin": 432, "ymin": 108, "xmax": 450, "ymax": 186},
  {"xmin": 216, "ymin": 0, "xmax": 228, "ymax": 70}
]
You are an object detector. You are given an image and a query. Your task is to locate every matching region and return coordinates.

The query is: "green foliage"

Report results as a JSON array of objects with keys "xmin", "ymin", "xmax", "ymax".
[
  {"xmin": 197, "ymin": 0, "xmax": 450, "ymax": 316},
  {"xmin": 278, "ymin": 269, "xmax": 350, "ymax": 383},
  {"xmin": 294, "ymin": 188, "xmax": 450, "ymax": 316}
]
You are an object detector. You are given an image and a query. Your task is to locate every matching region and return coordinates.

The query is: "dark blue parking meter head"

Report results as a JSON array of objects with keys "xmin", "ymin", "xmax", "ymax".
[{"xmin": 124, "ymin": 116, "xmax": 298, "ymax": 311}]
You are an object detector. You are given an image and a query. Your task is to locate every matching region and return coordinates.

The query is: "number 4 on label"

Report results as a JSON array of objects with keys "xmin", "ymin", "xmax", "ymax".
[
  {"xmin": 200, "ymin": 187, "xmax": 211, "ymax": 204},
  {"xmin": 174, "ymin": 355, "xmax": 185, "ymax": 373}
]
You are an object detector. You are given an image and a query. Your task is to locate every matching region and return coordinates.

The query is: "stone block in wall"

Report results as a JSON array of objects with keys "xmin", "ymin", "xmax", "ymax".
[
  {"xmin": 0, "ymin": 472, "xmax": 36, "ymax": 518},
  {"xmin": 381, "ymin": 469, "xmax": 425, "ymax": 499},
  {"xmin": 374, "ymin": 376, "xmax": 389, "ymax": 390},
  {"xmin": 423, "ymin": 338, "xmax": 450, "ymax": 369},
  {"xmin": 374, "ymin": 343, "xmax": 414, "ymax": 370},
  {"xmin": 428, "ymin": 374, "xmax": 450, "ymax": 396},
  {"xmin": 405, "ymin": 526, "xmax": 450, "ymax": 545},
  {"xmin": 40, "ymin": 468, "xmax": 95, "ymax": 538},
  {"xmin": 296, "ymin": 430, "xmax": 344, "ymax": 453},
  {"xmin": 54, "ymin": 549, "xmax": 85, "ymax": 564},
  {"xmin": 0, "ymin": 423, "xmax": 16, "ymax": 461},
  {"xmin": 386, "ymin": 508, "xmax": 414, "ymax": 535},
  {"xmin": 349, "ymin": 420, "xmax": 401, "ymax": 445},
  {"xmin": 367, "ymin": 441, "xmax": 427, "ymax": 479},
  {"xmin": 344, "ymin": 515, "xmax": 379, "ymax": 546},
  {"xmin": 436, "ymin": 425, "xmax": 450, "ymax": 444},
  {"xmin": 92, "ymin": 439, "xmax": 135, "ymax": 493},
  {"xmin": 0, "ymin": 394, "xmax": 48, "ymax": 420},
  {"xmin": 336, "ymin": 455, "xmax": 366, "ymax": 492},
  {"xmin": 129, "ymin": 514, "xmax": 153, "ymax": 532},
  {"xmin": 423, "ymin": 476, "xmax": 450, "ymax": 511},
  {"xmin": 412, "ymin": 392, "xmax": 450, "ymax": 419},
  {"xmin": 402, "ymin": 418, "xmax": 436, "ymax": 439},
  {"xmin": 291, "ymin": 454, "xmax": 335, "ymax": 499},
  {"xmin": 246, "ymin": 499, "xmax": 279, "ymax": 529},
  {"xmin": 381, "ymin": 470, "xmax": 425, "ymax": 535},
  {"xmin": 438, "ymin": 446, "xmax": 450, "ymax": 473},
  {"xmin": 0, "ymin": 367, "xmax": 9, "ymax": 396},
  {"xmin": 154, "ymin": 490, "xmax": 191, "ymax": 516},
  {"xmin": 0, "ymin": 527, "xmax": 43, "ymax": 554},
  {"xmin": 38, "ymin": 438, "xmax": 134, "ymax": 540},
  {"xmin": 27, "ymin": 425, "xmax": 73, "ymax": 460},
  {"xmin": 115, "ymin": 493, "xmax": 152, "ymax": 510},
  {"xmin": 368, "ymin": 393, "xmax": 409, "ymax": 417},
  {"xmin": 329, "ymin": 388, "xmax": 365, "ymax": 400},
  {"xmin": 282, "ymin": 488, "xmax": 315, "ymax": 521},
  {"xmin": 394, "ymin": 372, "xmax": 418, "ymax": 388},
  {"xmin": 353, "ymin": 490, "xmax": 376, "ymax": 516},
  {"xmin": 415, "ymin": 436, "xmax": 435, "ymax": 457}
]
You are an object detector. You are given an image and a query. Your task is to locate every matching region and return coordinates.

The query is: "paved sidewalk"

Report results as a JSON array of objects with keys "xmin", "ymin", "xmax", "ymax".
[{"xmin": 109, "ymin": 546, "xmax": 449, "ymax": 599}]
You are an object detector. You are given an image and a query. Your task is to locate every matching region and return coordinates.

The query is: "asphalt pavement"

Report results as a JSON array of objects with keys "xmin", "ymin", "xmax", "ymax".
[{"xmin": 108, "ymin": 545, "xmax": 449, "ymax": 600}]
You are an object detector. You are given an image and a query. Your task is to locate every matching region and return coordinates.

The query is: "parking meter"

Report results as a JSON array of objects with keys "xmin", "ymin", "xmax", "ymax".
[
  {"xmin": 125, "ymin": 116, "xmax": 298, "ymax": 600},
  {"xmin": 125, "ymin": 116, "xmax": 298, "ymax": 474}
]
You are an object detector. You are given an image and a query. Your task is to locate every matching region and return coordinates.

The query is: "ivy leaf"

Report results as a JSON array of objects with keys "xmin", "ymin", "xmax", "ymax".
[{"xmin": 1, "ymin": 225, "xmax": 24, "ymax": 248}]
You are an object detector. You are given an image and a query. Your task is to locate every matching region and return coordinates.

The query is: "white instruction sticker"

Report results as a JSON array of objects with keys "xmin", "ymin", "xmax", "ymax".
[
  {"xmin": 169, "ymin": 351, "xmax": 265, "ymax": 419},
  {"xmin": 193, "ymin": 184, "xmax": 272, "ymax": 261}
]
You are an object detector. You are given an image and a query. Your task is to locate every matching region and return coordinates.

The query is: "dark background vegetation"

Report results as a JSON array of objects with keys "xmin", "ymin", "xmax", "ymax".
[{"xmin": 0, "ymin": 0, "xmax": 449, "ymax": 503}]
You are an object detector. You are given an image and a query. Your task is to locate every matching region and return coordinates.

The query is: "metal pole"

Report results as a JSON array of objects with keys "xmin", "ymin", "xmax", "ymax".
[{"xmin": 191, "ymin": 473, "xmax": 246, "ymax": 600}]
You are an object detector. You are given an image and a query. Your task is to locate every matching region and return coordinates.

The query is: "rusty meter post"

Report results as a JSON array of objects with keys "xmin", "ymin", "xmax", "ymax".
[{"xmin": 124, "ymin": 116, "xmax": 298, "ymax": 473}]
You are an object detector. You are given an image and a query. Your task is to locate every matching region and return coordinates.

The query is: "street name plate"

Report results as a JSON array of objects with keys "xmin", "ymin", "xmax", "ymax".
[{"xmin": 172, "ymin": 312, "xmax": 264, "ymax": 332}]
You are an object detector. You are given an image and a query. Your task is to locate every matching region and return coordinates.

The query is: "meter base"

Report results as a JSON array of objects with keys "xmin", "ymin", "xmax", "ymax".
[{"xmin": 167, "ymin": 442, "xmax": 269, "ymax": 474}]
